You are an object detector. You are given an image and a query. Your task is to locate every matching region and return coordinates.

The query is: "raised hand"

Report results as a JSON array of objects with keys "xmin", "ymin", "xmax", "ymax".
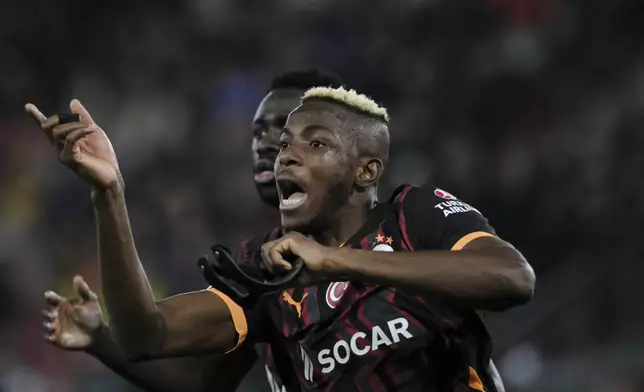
[
  {"xmin": 25, "ymin": 99, "xmax": 121, "ymax": 190},
  {"xmin": 43, "ymin": 276, "xmax": 105, "ymax": 351}
]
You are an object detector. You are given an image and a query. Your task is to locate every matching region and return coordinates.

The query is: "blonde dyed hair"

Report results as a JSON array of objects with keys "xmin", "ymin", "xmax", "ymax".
[{"xmin": 302, "ymin": 86, "xmax": 389, "ymax": 123}]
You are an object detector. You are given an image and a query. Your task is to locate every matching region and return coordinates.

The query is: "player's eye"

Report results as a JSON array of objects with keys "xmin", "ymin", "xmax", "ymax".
[
  {"xmin": 252, "ymin": 127, "xmax": 264, "ymax": 138},
  {"xmin": 280, "ymin": 141, "xmax": 290, "ymax": 150},
  {"xmin": 310, "ymin": 140, "xmax": 325, "ymax": 149}
]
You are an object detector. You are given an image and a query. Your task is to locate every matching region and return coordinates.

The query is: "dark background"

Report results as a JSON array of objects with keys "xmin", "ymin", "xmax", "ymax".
[{"xmin": 1, "ymin": 0, "xmax": 643, "ymax": 391}]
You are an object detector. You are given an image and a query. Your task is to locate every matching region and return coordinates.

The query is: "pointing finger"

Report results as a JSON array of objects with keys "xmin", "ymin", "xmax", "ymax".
[
  {"xmin": 25, "ymin": 104, "xmax": 54, "ymax": 142},
  {"xmin": 25, "ymin": 103, "xmax": 47, "ymax": 124}
]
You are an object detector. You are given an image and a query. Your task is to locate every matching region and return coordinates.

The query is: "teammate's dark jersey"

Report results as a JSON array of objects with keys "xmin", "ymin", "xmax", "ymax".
[{"xmin": 211, "ymin": 185, "xmax": 499, "ymax": 392}]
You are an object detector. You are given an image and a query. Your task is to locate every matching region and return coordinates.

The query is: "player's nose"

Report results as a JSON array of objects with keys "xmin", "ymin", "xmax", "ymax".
[{"xmin": 278, "ymin": 146, "xmax": 302, "ymax": 167}]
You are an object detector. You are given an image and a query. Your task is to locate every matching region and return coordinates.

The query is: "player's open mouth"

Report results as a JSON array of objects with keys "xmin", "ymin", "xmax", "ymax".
[
  {"xmin": 254, "ymin": 161, "xmax": 275, "ymax": 184},
  {"xmin": 254, "ymin": 171, "xmax": 275, "ymax": 184},
  {"xmin": 277, "ymin": 178, "xmax": 308, "ymax": 211}
]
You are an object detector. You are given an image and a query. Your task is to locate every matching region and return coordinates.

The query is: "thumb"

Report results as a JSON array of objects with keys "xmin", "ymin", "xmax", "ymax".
[
  {"xmin": 69, "ymin": 99, "xmax": 94, "ymax": 125},
  {"xmin": 73, "ymin": 275, "xmax": 97, "ymax": 302}
]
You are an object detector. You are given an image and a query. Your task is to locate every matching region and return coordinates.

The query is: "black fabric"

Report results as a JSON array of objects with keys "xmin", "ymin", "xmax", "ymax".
[
  {"xmin": 399, "ymin": 186, "xmax": 496, "ymax": 250},
  {"xmin": 57, "ymin": 112, "xmax": 80, "ymax": 124}
]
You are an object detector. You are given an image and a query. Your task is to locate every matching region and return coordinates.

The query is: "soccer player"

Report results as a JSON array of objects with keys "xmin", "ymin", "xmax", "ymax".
[
  {"xmin": 29, "ymin": 86, "xmax": 533, "ymax": 391},
  {"xmin": 37, "ymin": 70, "xmax": 342, "ymax": 392}
]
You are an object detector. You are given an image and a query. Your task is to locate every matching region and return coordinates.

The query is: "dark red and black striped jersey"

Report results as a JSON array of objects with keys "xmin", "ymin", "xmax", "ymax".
[{"xmin": 223, "ymin": 185, "xmax": 500, "ymax": 392}]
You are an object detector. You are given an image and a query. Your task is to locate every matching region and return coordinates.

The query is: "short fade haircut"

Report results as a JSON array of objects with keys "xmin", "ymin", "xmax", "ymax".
[
  {"xmin": 269, "ymin": 69, "xmax": 343, "ymax": 93},
  {"xmin": 301, "ymin": 86, "xmax": 390, "ymax": 123}
]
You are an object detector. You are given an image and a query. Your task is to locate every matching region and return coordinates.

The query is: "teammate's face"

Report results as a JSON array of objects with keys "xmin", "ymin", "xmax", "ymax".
[
  {"xmin": 276, "ymin": 101, "xmax": 357, "ymax": 232},
  {"xmin": 252, "ymin": 89, "xmax": 304, "ymax": 208}
]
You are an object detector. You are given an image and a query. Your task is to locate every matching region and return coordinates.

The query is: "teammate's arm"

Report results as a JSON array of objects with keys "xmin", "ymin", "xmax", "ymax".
[
  {"xmin": 43, "ymin": 277, "xmax": 252, "ymax": 392},
  {"xmin": 26, "ymin": 101, "xmax": 245, "ymax": 360},
  {"xmin": 328, "ymin": 187, "xmax": 535, "ymax": 311}
]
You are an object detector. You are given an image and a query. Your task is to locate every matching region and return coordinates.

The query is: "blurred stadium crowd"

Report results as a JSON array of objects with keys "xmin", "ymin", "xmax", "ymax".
[{"xmin": 1, "ymin": 0, "xmax": 643, "ymax": 391}]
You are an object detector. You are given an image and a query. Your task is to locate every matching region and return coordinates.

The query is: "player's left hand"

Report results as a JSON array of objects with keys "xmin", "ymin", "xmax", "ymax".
[{"xmin": 260, "ymin": 232, "xmax": 337, "ymax": 287}]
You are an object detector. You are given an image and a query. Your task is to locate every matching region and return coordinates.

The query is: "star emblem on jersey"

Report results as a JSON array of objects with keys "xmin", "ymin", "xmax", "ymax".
[
  {"xmin": 326, "ymin": 282, "xmax": 349, "ymax": 309},
  {"xmin": 282, "ymin": 291, "xmax": 308, "ymax": 318}
]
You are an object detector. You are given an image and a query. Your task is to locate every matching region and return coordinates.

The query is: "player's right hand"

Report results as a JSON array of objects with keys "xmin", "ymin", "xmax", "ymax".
[
  {"xmin": 25, "ymin": 99, "xmax": 121, "ymax": 190},
  {"xmin": 43, "ymin": 276, "xmax": 105, "ymax": 351}
]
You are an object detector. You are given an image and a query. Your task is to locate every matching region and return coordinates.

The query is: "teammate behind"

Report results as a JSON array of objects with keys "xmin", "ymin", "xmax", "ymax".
[
  {"xmin": 39, "ymin": 70, "xmax": 342, "ymax": 392},
  {"xmin": 29, "ymin": 86, "xmax": 533, "ymax": 391}
]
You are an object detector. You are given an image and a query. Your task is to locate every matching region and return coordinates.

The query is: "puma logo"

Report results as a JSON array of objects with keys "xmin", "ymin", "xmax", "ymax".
[{"xmin": 281, "ymin": 291, "xmax": 308, "ymax": 318}]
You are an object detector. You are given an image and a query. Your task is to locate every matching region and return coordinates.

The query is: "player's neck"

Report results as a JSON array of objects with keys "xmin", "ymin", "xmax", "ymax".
[{"xmin": 312, "ymin": 194, "xmax": 377, "ymax": 248}]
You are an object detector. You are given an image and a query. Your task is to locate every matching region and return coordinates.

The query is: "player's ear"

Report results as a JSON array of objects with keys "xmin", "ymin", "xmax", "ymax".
[{"xmin": 355, "ymin": 157, "xmax": 383, "ymax": 189}]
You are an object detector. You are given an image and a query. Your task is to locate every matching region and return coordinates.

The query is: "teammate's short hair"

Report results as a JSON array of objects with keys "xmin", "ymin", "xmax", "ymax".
[
  {"xmin": 301, "ymin": 86, "xmax": 390, "ymax": 123},
  {"xmin": 269, "ymin": 69, "xmax": 343, "ymax": 93}
]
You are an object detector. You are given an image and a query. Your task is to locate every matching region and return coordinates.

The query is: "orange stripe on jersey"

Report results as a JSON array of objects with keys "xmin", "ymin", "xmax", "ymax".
[
  {"xmin": 206, "ymin": 287, "xmax": 248, "ymax": 352},
  {"xmin": 451, "ymin": 231, "xmax": 495, "ymax": 251},
  {"xmin": 468, "ymin": 366, "xmax": 486, "ymax": 391}
]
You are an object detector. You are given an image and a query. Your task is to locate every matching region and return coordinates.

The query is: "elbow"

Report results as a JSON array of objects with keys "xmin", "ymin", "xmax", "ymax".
[
  {"xmin": 116, "ymin": 334, "xmax": 161, "ymax": 363},
  {"xmin": 112, "ymin": 314, "xmax": 167, "ymax": 363},
  {"xmin": 503, "ymin": 255, "xmax": 536, "ymax": 309}
]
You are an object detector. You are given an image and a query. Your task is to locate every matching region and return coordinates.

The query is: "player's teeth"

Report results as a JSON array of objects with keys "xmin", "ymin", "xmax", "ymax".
[{"xmin": 283, "ymin": 192, "xmax": 306, "ymax": 206}]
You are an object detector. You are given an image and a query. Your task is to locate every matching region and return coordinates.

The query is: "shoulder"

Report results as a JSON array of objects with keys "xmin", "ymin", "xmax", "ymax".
[
  {"xmin": 398, "ymin": 185, "xmax": 483, "ymax": 218},
  {"xmin": 392, "ymin": 185, "xmax": 495, "ymax": 250}
]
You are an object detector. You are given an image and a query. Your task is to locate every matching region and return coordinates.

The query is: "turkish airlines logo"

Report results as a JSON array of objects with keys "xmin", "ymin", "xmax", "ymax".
[
  {"xmin": 326, "ymin": 282, "xmax": 349, "ymax": 309},
  {"xmin": 434, "ymin": 188, "xmax": 457, "ymax": 200}
]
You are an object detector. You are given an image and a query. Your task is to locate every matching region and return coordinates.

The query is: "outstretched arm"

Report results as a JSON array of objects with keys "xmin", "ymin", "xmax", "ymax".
[
  {"xmin": 92, "ymin": 187, "xmax": 241, "ymax": 359},
  {"xmin": 43, "ymin": 276, "xmax": 254, "ymax": 392},
  {"xmin": 88, "ymin": 326, "xmax": 254, "ymax": 392},
  {"xmin": 27, "ymin": 101, "xmax": 243, "ymax": 360}
]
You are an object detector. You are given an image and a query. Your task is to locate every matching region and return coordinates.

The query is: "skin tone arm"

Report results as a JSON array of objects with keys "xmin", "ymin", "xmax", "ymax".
[
  {"xmin": 262, "ymin": 233, "xmax": 535, "ymax": 311},
  {"xmin": 327, "ymin": 235, "xmax": 535, "ymax": 311},
  {"xmin": 26, "ymin": 101, "xmax": 242, "ymax": 360},
  {"xmin": 91, "ymin": 187, "xmax": 239, "ymax": 359},
  {"xmin": 43, "ymin": 276, "xmax": 252, "ymax": 392}
]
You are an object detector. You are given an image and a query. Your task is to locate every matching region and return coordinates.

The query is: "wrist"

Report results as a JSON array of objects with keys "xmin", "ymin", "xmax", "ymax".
[
  {"xmin": 85, "ymin": 323, "xmax": 111, "ymax": 355},
  {"xmin": 91, "ymin": 177, "xmax": 125, "ymax": 203},
  {"xmin": 322, "ymin": 247, "xmax": 356, "ymax": 281}
]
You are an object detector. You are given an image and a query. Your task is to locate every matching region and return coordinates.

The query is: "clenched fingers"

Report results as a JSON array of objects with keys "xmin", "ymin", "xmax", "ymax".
[
  {"xmin": 261, "ymin": 239, "xmax": 294, "ymax": 274},
  {"xmin": 61, "ymin": 128, "xmax": 93, "ymax": 161}
]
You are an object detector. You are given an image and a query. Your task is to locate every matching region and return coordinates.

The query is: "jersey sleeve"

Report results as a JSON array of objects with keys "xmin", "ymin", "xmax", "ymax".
[
  {"xmin": 203, "ymin": 238, "xmax": 275, "ymax": 351},
  {"xmin": 399, "ymin": 186, "xmax": 497, "ymax": 251}
]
